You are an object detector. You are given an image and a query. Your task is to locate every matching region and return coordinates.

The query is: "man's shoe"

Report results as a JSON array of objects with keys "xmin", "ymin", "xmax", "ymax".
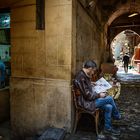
[
  {"xmin": 113, "ymin": 114, "xmax": 122, "ymax": 120},
  {"xmin": 104, "ymin": 127, "xmax": 120, "ymax": 136}
]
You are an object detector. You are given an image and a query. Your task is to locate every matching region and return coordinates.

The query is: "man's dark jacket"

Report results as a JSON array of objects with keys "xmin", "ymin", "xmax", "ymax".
[{"xmin": 73, "ymin": 70, "xmax": 100, "ymax": 111}]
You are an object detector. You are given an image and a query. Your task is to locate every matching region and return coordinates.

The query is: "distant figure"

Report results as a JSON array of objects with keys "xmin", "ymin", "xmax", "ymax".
[
  {"xmin": 0, "ymin": 57, "xmax": 6, "ymax": 88},
  {"xmin": 122, "ymin": 53, "xmax": 130, "ymax": 73}
]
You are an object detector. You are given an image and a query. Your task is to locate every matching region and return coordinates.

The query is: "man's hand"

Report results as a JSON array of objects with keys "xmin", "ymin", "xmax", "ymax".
[{"xmin": 99, "ymin": 92, "xmax": 106, "ymax": 98}]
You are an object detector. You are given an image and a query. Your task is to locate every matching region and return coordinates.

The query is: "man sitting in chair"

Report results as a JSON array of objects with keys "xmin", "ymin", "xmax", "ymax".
[{"xmin": 73, "ymin": 60, "xmax": 121, "ymax": 135}]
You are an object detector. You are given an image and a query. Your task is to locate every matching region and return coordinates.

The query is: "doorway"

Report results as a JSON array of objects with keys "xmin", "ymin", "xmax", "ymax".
[{"xmin": 0, "ymin": 8, "xmax": 11, "ymax": 134}]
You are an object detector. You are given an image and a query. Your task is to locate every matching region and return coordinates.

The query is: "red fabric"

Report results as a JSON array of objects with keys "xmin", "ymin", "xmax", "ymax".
[{"xmin": 134, "ymin": 48, "xmax": 140, "ymax": 60}]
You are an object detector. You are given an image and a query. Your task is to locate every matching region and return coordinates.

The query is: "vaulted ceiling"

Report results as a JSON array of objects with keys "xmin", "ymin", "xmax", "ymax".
[
  {"xmin": 0, "ymin": 0, "xmax": 17, "ymax": 8},
  {"xmin": 1, "ymin": 0, "xmax": 140, "ymax": 35},
  {"xmin": 98, "ymin": 0, "xmax": 128, "ymax": 19},
  {"xmin": 80, "ymin": 0, "xmax": 140, "ymax": 24}
]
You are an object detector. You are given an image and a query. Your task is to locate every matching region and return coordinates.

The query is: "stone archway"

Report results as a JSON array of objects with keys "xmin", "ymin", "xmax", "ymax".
[
  {"xmin": 104, "ymin": 1, "xmax": 140, "ymax": 61},
  {"xmin": 110, "ymin": 30, "xmax": 140, "ymax": 66}
]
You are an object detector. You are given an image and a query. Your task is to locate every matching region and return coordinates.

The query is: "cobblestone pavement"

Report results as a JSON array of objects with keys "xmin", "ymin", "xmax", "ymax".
[
  {"xmin": 64, "ymin": 83, "xmax": 140, "ymax": 140},
  {"xmin": 116, "ymin": 84, "xmax": 140, "ymax": 140}
]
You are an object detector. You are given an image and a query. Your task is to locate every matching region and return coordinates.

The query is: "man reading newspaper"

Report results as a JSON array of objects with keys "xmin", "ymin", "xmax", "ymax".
[{"xmin": 73, "ymin": 60, "xmax": 121, "ymax": 136}]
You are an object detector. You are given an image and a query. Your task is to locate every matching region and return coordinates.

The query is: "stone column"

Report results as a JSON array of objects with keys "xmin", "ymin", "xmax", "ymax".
[{"xmin": 10, "ymin": 0, "xmax": 74, "ymax": 139}]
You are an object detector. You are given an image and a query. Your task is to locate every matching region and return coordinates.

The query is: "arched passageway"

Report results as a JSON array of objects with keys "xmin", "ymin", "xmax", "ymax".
[
  {"xmin": 111, "ymin": 30, "xmax": 140, "ymax": 68},
  {"xmin": 104, "ymin": 1, "xmax": 140, "ymax": 62}
]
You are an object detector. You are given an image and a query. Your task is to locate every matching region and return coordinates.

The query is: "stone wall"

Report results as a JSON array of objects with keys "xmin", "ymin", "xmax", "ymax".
[
  {"xmin": 11, "ymin": 0, "xmax": 45, "ymax": 78},
  {"xmin": 44, "ymin": 0, "xmax": 73, "ymax": 132},
  {"xmin": 76, "ymin": 1, "xmax": 102, "ymax": 71},
  {"xmin": 45, "ymin": 0, "xmax": 72, "ymax": 80},
  {"xmin": 10, "ymin": 0, "xmax": 73, "ymax": 139},
  {"xmin": 10, "ymin": 77, "xmax": 71, "ymax": 139}
]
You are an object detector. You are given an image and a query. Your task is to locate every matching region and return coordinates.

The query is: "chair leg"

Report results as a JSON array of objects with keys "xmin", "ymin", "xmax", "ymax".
[
  {"xmin": 73, "ymin": 112, "xmax": 79, "ymax": 133},
  {"xmin": 95, "ymin": 110, "xmax": 100, "ymax": 135}
]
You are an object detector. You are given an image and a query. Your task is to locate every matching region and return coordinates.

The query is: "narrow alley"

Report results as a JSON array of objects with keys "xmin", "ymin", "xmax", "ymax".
[{"xmin": 0, "ymin": 0, "xmax": 140, "ymax": 140}]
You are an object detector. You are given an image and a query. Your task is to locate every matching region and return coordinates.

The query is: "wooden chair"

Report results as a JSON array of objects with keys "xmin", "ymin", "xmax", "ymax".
[
  {"xmin": 101, "ymin": 63, "xmax": 118, "ymax": 77},
  {"xmin": 72, "ymin": 87, "xmax": 100, "ymax": 135}
]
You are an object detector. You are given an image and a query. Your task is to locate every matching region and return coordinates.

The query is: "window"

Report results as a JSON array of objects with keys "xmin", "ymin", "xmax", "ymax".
[{"xmin": 36, "ymin": 0, "xmax": 45, "ymax": 30}]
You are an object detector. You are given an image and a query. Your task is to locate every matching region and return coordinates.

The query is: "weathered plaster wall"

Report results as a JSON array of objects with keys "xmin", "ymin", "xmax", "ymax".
[
  {"xmin": 76, "ymin": 1, "xmax": 102, "ymax": 71},
  {"xmin": 10, "ymin": 0, "xmax": 73, "ymax": 139},
  {"xmin": 10, "ymin": 78, "xmax": 71, "ymax": 138},
  {"xmin": 44, "ymin": 0, "xmax": 73, "ymax": 132},
  {"xmin": 11, "ymin": 1, "xmax": 45, "ymax": 78},
  {"xmin": 45, "ymin": 0, "xmax": 72, "ymax": 80}
]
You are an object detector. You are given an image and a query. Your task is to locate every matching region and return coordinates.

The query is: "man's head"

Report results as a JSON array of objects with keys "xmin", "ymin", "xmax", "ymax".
[{"xmin": 83, "ymin": 60, "xmax": 97, "ymax": 77}]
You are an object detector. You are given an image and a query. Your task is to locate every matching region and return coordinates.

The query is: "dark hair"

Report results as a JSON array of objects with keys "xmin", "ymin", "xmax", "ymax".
[{"xmin": 83, "ymin": 60, "xmax": 97, "ymax": 69}]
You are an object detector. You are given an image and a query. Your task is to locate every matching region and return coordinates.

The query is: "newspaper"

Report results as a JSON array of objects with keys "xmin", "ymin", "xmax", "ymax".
[{"xmin": 92, "ymin": 77, "xmax": 112, "ymax": 94}]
